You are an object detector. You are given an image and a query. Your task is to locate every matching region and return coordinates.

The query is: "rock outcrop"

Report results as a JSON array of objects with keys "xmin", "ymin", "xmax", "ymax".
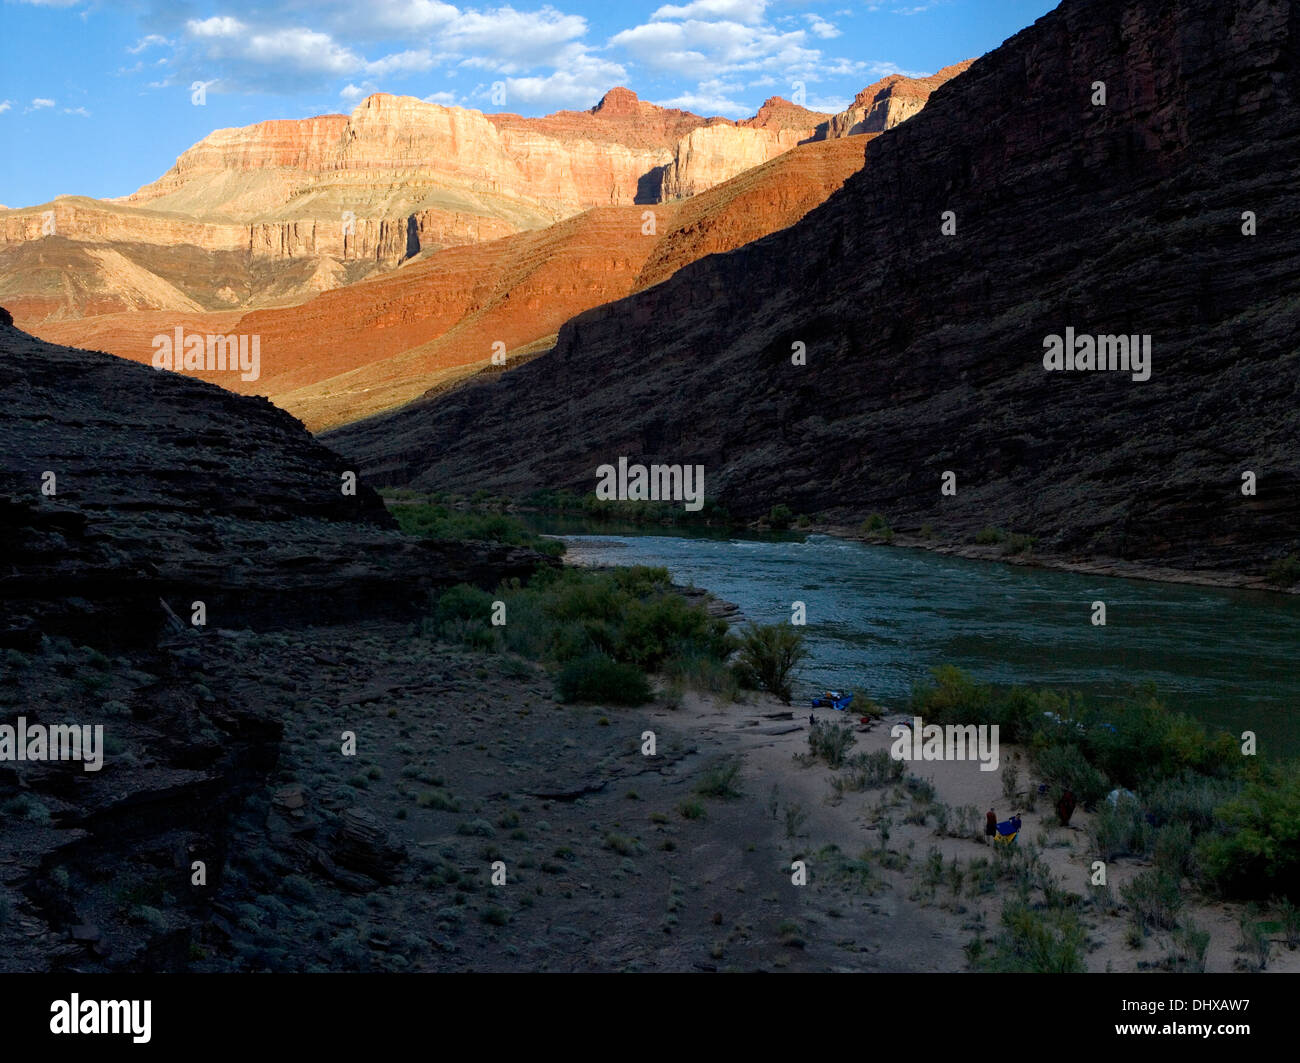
[
  {"xmin": 0, "ymin": 321, "xmax": 555, "ymax": 971},
  {"xmin": 660, "ymin": 125, "xmax": 810, "ymax": 200},
  {"xmin": 813, "ymin": 61, "xmax": 976, "ymax": 139},
  {"xmin": 326, "ymin": 0, "xmax": 1300, "ymax": 580},
  {"xmin": 659, "ymin": 69, "xmax": 970, "ymax": 200}
]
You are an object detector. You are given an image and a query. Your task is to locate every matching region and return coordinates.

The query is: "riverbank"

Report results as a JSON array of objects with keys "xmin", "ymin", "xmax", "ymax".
[
  {"xmin": 665, "ymin": 686, "xmax": 1300, "ymax": 973},
  {"xmin": 819, "ymin": 523, "xmax": 1300, "ymax": 595}
]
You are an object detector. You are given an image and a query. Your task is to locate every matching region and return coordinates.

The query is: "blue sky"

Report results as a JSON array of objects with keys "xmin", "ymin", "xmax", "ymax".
[{"xmin": 0, "ymin": 0, "xmax": 1057, "ymax": 208}]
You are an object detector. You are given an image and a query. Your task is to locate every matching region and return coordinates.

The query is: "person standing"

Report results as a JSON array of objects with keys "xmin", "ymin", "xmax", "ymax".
[
  {"xmin": 1056, "ymin": 787, "xmax": 1077, "ymax": 826},
  {"xmin": 985, "ymin": 808, "xmax": 997, "ymax": 844}
]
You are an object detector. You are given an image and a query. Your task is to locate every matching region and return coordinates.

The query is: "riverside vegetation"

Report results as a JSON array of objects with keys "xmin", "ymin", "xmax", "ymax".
[
  {"xmin": 394, "ymin": 501, "xmax": 1300, "ymax": 973},
  {"xmin": 910, "ymin": 667, "xmax": 1300, "ymax": 971}
]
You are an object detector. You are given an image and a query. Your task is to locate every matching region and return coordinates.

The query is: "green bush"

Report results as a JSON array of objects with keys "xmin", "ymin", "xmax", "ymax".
[
  {"xmin": 859, "ymin": 514, "xmax": 893, "ymax": 541},
  {"xmin": 735, "ymin": 623, "xmax": 808, "ymax": 704},
  {"xmin": 432, "ymin": 584, "xmax": 496, "ymax": 628},
  {"xmin": 554, "ymin": 654, "xmax": 653, "ymax": 705},
  {"xmin": 768, "ymin": 504, "xmax": 794, "ymax": 530},
  {"xmin": 975, "ymin": 527, "xmax": 1006, "ymax": 545},
  {"xmin": 391, "ymin": 503, "xmax": 565, "ymax": 557},
  {"xmin": 1198, "ymin": 766, "xmax": 1300, "ymax": 899},
  {"xmin": 1266, "ymin": 554, "xmax": 1300, "ymax": 587},
  {"xmin": 1153, "ymin": 821, "xmax": 1195, "ymax": 881},
  {"xmin": 1032, "ymin": 742, "xmax": 1109, "ymax": 806}
]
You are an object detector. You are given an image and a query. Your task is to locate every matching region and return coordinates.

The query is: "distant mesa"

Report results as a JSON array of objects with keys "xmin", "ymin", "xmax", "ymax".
[
  {"xmin": 0, "ymin": 68, "xmax": 968, "ymax": 328},
  {"xmin": 36, "ymin": 137, "xmax": 871, "ymax": 432}
]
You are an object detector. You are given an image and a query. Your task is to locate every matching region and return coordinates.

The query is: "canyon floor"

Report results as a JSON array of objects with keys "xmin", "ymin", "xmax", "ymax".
[{"xmin": 6, "ymin": 609, "xmax": 1294, "ymax": 974}]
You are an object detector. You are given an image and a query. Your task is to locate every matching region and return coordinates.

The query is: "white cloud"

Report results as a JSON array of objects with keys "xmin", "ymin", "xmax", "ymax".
[
  {"xmin": 127, "ymin": 34, "xmax": 170, "ymax": 54},
  {"xmin": 805, "ymin": 94, "xmax": 850, "ymax": 112},
  {"xmin": 63, "ymin": 106, "xmax": 91, "ymax": 116},
  {"xmin": 806, "ymin": 15, "xmax": 840, "ymax": 39},
  {"xmin": 652, "ymin": 0, "xmax": 767, "ymax": 24},
  {"xmin": 243, "ymin": 28, "xmax": 361, "ymax": 74},
  {"xmin": 365, "ymin": 49, "xmax": 435, "ymax": 77},
  {"xmin": 439, "ymin": 6, "xmax": 589, "ymax": 74},
  {"xmin": 361, "ymin": 0, "xmax": 459, "ymax": 33},
  {"xmin": 187, "ymin": 16, "xmax": 247, "ymax": 39},
  {"xmin": 29, "ymin": 98, "xmax": 56, "ymax": 109},
  {"xmin": 422, "ymin": 90, "xmax": 460, "ymax": 105},
  {"xmin": 653, "ymin": 90, "xmax": 747, "ymax": 116},
  {"xmin": 0, "ymin": 100, "xmax": 11, "ymax": 115},
  {"xmin": 472, "ymin": 47, "xmax": 627, "ymax": 111},
  {"xmin": 611, "ymin": 18, "xmax": 821, "ymax": 81},
  {"xmin": 116, "ymin": 0, "xmax": 919, "ymax": 121}
]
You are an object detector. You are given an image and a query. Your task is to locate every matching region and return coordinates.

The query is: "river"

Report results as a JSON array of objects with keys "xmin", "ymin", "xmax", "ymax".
[{"xmin": 531, "ymin": 520, "xmax": 1300, "ymax": 756}]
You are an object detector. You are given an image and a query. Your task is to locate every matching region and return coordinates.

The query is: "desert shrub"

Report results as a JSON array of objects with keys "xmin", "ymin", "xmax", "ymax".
[
  {"xmin": 978, "ymin": 899, "xmax": 1087, "ymax": 973},
  {"xmin": 735, "ymin": 623, "xmax": 808, "ymax": 704},
  {"xmin": 1122, "ymin": 870, "xmax": 1183, "ymax": 931},
  {"xmin": 839, "ymin": 750, "xmax": 905, "ymax": 791},
  {"xmin": 1079, "ymin": 692, "xmax": 1235, "ymax": 792},
  {"xmin": 808, "ymin": 719, "xmax": 856, "ymax": 769},
  {"xmin": 616, "ymin": 593, "xmax": 732, "ymax": 671},
  {"xmin": 953, "ymin": 804, "xmax": 981, "ymax": 841},
  {"xmin": 664, "ymin": 653, "xmax": 742, "ymax": 701},
  {"xmin": 554, "ymin": 654, "xmax": 652, "ymax": 705},
  {"xmin": 696, "ymin": 756, "xmax": 743, "ymax": 799},
  {"xmin": 1277, "ymin": 897, "xmax": 1300, "ymax": 949},
  {"xmin": 975, "ymin": 527, "xmax": 1006, "ymax": 545},
  {"xmin": 1236, "ymin": 904, "xmax": 1272, "ymax": 970},
  {"xmin": 1001, "ymin": 762, "xmax": 1020, "ymax": 802},
  {"xmin": 438, "ymin": 566, "xmax": 733, "ymax": 702},
  {"xmin": 1001, "ymin": 533, "xmax": 1037, "ymax": 555},
  {"xmin": 1144, "ymin": 771, "xmax": 1242, "ymax": 836},
  {"xmin": 1089, "ymin": 796, "xmax": 1151, "ymax": 861},
  {"xmin": 1168, "ymin": 920, "xmax": 1210, "ymax": 972}
]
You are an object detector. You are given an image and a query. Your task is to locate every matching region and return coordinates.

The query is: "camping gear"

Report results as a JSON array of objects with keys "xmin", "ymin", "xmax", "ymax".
[
  {"xmin": 994, "ymin": 816, "xmax": 1022, "ymax": 845},
  {"xmin": 810, "ymin": 690, "xmax": 854, "ymax": 712}
]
